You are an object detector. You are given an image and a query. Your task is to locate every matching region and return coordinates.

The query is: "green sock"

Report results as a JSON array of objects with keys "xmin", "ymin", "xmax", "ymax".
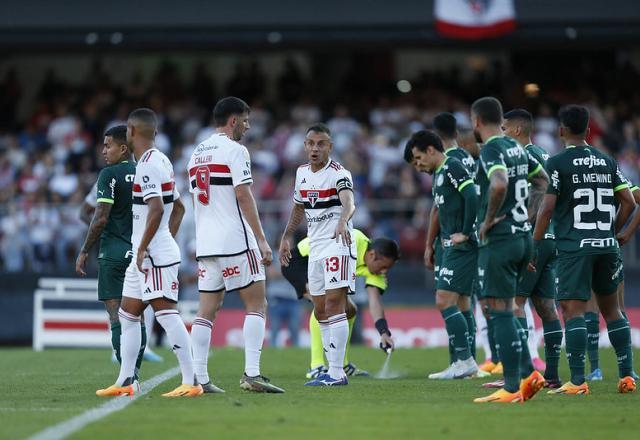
[
  {"xmin": 487, "ymin": 316, "xmax": 500, "ymax": 363},
  {"xmin": 110, "ymin": 322, "xmax": 121, "ymax": 364},
  {"xmin": 584, "ymin": 311, "xmax": 600, "ymax": 371},
  {"xmin": 542, "ymin": 319, "xmax": 563, "ymax": 381},
  {"xmin": 462, "ymin": 310, "xmax": 476, "ymax": 360},
  {"xmin": 491, "ymin": 310, "xmax": 520, "ymax": 393},
  {"xmin": 517, "ymin": 317, "xmax": 529, "ymax": 339},
  {"xmin": 442, "ymin": 306, "xmax": 471, "ymax": 361},
  {"xmin": 606, "ymin": 319, "xmax": 633, "ymax": 378},
  {"xmin": 136, "ymin": 323, "xmax": 147, "ymax": 373},
  {"xmin": 344, "ymin": 316, "xmax": 355, "ymax": 367},
  {"xmin": 309, "ymin": 313, "xmax": 325, "ymax": 369},
  {"xmin": 448, "ymin": 337, "xmax": 457, "ymax": 365},
  {"xmin": 515, "ymin": 317, "xmax": 534, "ymax": 377},
  {"xmin": 565, "ymin": 317, "xmax": 587, "ymax": 385}
]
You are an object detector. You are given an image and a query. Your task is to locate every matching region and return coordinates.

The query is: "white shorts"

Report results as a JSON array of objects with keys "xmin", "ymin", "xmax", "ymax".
[
  {"xmin": 198, "ymin": 249, "xmax": 266, "ymax": 292},
  {"xmin": 308, "ymin": 255, "xmax": 356, "ymax": 296},
  {"xmin": 122, "ymin": 259, "xmax": 180, "ymax": 303}
]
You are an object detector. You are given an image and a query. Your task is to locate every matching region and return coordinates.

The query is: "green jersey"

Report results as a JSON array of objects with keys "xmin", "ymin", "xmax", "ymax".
[
  {"xmin": 444, "ymin": 146, "xmax": 476, "ymax": 179},
  {"xmin": 96, "ymin": 161, "xmax": 136, "ymax": 263},
  {"xmin": 433, "ymin": 157, "xmax": 476, "ymax": 246},
  {"xmin": 477, "ymin": 136, "xmax": 542, "ymax": 243},
  {"xmin": 546, "ymin": 145, "xmax": 628, "ymax": 254},
  {"xmin": 524, "ymin": 143, "xmax": 554, "ymax": 237}
]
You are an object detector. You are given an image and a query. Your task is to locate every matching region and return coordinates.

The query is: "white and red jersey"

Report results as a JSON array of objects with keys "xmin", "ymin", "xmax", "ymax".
[
  {"xmin": 293, "ymin": 158, "xmax": 355, "ymax": 261},
  {"xmin": 187, "ymin": 133, "xmax": 257, "ymax": 258},
  {"xmin": 132, "ymin": 148, "xmax": 181, "ymax": 266}
]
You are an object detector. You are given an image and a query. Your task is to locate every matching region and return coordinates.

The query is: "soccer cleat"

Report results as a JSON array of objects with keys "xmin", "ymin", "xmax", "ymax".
[
  {"xmin": 344, "ymin": 363, "xmax": 370, "ymax": 377},
  {"xmin": 547, "ymin": 381, "xmax": 589, "ymax": 395},
  {"xmin": 96, "ymin": 380, "xmax": 139, "ymax": 397},
  {"xmin": 304, "ymin": 373, "xmax": 348, "ymax": 387},
  {"xmin": 453, "ymin": 358, "xmax": 479, "ymax": 379},
  {"xmin": 586, "ymin": 368, "xmax": 603, "ymax": 381},
  {"xmin": 482, "ymin": 378, "xmax": 505, "ymax": 389},
  {"xmin": 240, "ymin": 374, "xmax": 285, "ymax": 393},
  {"xmin": 428, "ymin": 363, "xmax": 456, "ymax": 380},
  {"xmin": 473, "ymin": 369, "xmax": 492, "ymax": 378},
  {"xmin": 543, "ymin": 378, "xmax": 563, "ymax": 389},
  {"xmin": 520, "ymin": 370, "xmax": 546, "ymax": 401},
  {"xmin": 162, "ymin": 384, "xmax": 203, "ymax": 397},
  {"xmin": 478, "ymin": 360, "xmax": 497, "ymax": 373},
  {"xmin": 201, "ymin": 381, "xmax": 225, "ymax": 394},
  {"xmin": 143, "ymin": 349, "xmax": 164, "ymax": 363},
  {"xmin": 473, "ymin": 388, "xmax": 523, "ymax": 403},
  {"xmin": 617, "ymin": 376, "xmax": 636, "ymax": 393},
  {"xmin": 306, "ymin": 365, "xmax": 328, "ymax": 379},
  {"xmin": 632, "ymin": 371, "xmax": 640, "ymax": 381},
  {"xmin": 490, "ymin": 362, "xmax": 503, "ymax": 375},
  {"xmin": 532, "ymin": 357, "xmax": 546, "ymax": 373}
]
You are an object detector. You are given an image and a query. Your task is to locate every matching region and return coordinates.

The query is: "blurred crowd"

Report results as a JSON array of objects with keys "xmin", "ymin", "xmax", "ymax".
[{"xmin": 2, "ymin": 55, "xmax": 640, "ymax": 275}]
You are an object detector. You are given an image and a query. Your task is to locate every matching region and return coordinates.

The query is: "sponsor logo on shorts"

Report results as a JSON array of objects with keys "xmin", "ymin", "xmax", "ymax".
[
  {"xmin": 171, "ymin": 281, "xmax": 179, "ymax": 291},
  {"xmin": 222, "ymin": 266, "xmax": 241, "ymax": 278},
  {"xmin": 580, "ymin": 237, "xmax": 617, "ymax": 248},
  {"xmin": 198, "ymin": 268, "xmax": 206, "ymax": 278},
  {"xmin": 329, "ymin": 276, "xmax": 338, "ymax": 283}
]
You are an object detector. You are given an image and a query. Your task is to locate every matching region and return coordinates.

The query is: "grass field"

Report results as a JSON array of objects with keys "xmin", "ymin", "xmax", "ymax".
[{"xmin": 1, "ymin": 347, "xmax": 638, "ymax": 440}]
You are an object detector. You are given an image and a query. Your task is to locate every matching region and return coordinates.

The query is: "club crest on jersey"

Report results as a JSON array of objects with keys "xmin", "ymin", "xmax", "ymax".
[
  {"xmin": 307, "ymin": 191, "xmax": 320, "ymax": 207},
  {"xmin": 436, "ymin": 173, "xmax": 444, "ymax": 186}
]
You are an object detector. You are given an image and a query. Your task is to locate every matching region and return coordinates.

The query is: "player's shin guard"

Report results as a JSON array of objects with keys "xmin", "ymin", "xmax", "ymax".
[
  {"xmin": 156, "ymin": 310, "xmax": 195, "ymax": 385},
  {"xmin": 309, "ymin": 313, "xmax": 325, "ymax": 369},
  {"xmin": 136, "ymin": 323, "xmax": 147, "ymax": 373},
  {"xmin": 344, "ymin": 316, "xmax": 355, "ymax": 367},
  {"xmin": 606, "ymin": 319, "xmax": 633, "ymax": 378},
  {"xmin": 462, "ymin": 310, "xmax": 476, "ymax": 360},
  {"xmin": 515, "ymin": 317, "xmax": 534, "ymax": 377},
  {"xmin": 565, "ymin": 317, "xmax": 587, "ymax": 385},
  {"xmin": 243, "ymin": 312, "xmax": 265, "ymax": 377},
  {"xmin": 542, "ymin": 319, "xmax": 563, "ymax": 380},
  {"xmin": 116, "ymin": 309, "xmax": 141, "ymax": 386},
  {"xmin": 487, "ymin": 315, "xmax": 500, "ymax": 363},
  {"xmin": 585, "ymin": 311, "xmax": 600, "ymax": 372},
  {"xmin": 491, "ymin": 310, "xmax": 520, "ymax": 393},
  {"xmin": 191, "ymin": 317, "xmax": 213, "ymax": 384},
  {"xmin": 442, "ymin": 306, "xmax": 471, "ymax": 361},
  {"xmin": 110, "ymin": 321, "xmax": 122, "ymax": 364},
  {"xmin": 327, "ymin": 313, "xmax": 349, "ymax": 379}
]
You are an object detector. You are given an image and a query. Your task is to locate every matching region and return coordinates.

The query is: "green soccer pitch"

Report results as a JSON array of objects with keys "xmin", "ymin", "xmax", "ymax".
[{"xmin": 1, "ymin": 347, "xmax": 638, "ymax": 439}]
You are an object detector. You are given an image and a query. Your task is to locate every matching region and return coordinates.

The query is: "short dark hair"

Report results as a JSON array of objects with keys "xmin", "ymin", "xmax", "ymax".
[
  {"xmin": 403, "ymin": 140, "xmax": 414, "ymax": 163},
  {"xmin": 213, "ymin": 97, "xmax": 250, "ymax": 127},
  {"xmin": 471, "ymin": 97, "xmax": 503, "ymax": 125},
  {"xmin": 306, "ymin": 123, "xmax": 331, "ymax": 137},
  {"xmin": 104, "ymin": 125, "xmax": 127, "ymax": 146},
  {"xmin": 128, "ymin": 108, "xmax": 157, "ymax": 138},
  {"xmin": 433, "ymin": 112, "xmax": 457, "ymax": 140},
  {"xmin": 504, "ymin": 108, "xmax": 534, "ymax": 136},
  {"xmin": 559, "ymin": 105, "xmax": 590, "ymax": 135},
  {"xmin": 406, "ymin": 130, "xmax": 444, "ymax": 154},
  {"xmin": 368, "ymin": 238, "xmax": 400, "ymax": 261}
]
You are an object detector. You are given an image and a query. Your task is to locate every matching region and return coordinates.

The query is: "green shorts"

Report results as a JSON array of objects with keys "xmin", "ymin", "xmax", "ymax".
[
  {"xmin": 98, "ymin": 259, "xmax": 128, "ymax": 301},
  {"xmin": 615, "ymin": 251, "xmax": 624, "ymax": 284},
  {"xmin": 433, "ymin": 237, "xmax": 443, "ymax": 283},
  {"xmin": 518, "ymin": 238, "xmax": 556, "ymax": 299},
  {"xmin": 556, "ymin": 251, "xmax": 619, "ymax": 301},
  {"xmin": 436, "ymin": 244, "xmax": 477, "ymax": 296},
  {"xmin": 478, "ymin": 234, "xmax": 532, "ymax": 299}
]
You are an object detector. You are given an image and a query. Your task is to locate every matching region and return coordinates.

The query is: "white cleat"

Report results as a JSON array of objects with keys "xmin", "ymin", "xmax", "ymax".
[
  {"xmin": 453, "ymin": 357, "xmax": 479, "ymax": 379},
  {"xmin": 428, "ymin": 363, "xmax": 456, "ymax": 380}
]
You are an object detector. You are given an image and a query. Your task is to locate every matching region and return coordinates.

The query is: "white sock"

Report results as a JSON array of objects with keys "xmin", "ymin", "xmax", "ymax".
[
  {"xmin": 318, "ymin": 317, "xmax": 331, "ymax": 368},
  {"xmin": 155, "ymin": 310, "xmax": 194, "ymax": 385},
  {"xmin": 328, "ymin": 313, "xmax": 349, "ymax": 379},
  {"xmin": 191, "ymin": 317, "xmax": 213, "ymax": 384},
  {"xmin": 474, "ymin": 302, "xmax": 491, "ymax": 360},
  {"xmin": 243, "ymin": 312, "xmax": 265, "ymax": 377},
  {"xmin": 116, "ymin": 308, "xmax": 141, "ymax": 386},
  {"xmin": 524, "ymin": 302, "xmax": 539, "ymax": 358},
  {"xmin": 143, "ymin": 305, "xmax": 155, "ymax": 346}
]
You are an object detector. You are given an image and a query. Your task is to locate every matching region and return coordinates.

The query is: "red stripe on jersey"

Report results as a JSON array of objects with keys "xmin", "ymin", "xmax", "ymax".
[
  {"xmin": 188, "ymin": 164, "xmax": 231, "ymax": 177},
  {"xmin": 142, "ymin": 150, "xmax": 154, "ymax": 162},
  {"xmin": 161, "ymin": 182, "xmax": 174, "ymax": 191},
  {"xmin": 300, "ymin": 189, "xmax": 338, "ymax": 198},
  {"xmin": 133, "ymin": 183, "xmax": 141, "ymax": 192}
]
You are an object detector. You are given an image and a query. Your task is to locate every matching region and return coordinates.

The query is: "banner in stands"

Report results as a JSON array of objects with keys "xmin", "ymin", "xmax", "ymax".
[{"xmin": 434, "ymin": 0, "xmax": 516, "ymax": 40}]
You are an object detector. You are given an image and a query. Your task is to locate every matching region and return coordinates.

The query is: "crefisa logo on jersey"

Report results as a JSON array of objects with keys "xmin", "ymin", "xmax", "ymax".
[{"xmin": 307, "ymin": 191, "xmax": 320, "ymax": 207}]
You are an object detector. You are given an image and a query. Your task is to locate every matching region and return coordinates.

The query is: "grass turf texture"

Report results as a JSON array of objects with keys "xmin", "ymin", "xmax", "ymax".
[{"xmin": 0, "ymin": 347, "xmax": 638, "ymax": 439}]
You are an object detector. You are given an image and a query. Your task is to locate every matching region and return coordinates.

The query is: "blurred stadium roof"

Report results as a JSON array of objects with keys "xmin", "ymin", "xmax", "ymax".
[{"xmin": 1, "ymin": 0, "xmax": 639, "ymax": 50}]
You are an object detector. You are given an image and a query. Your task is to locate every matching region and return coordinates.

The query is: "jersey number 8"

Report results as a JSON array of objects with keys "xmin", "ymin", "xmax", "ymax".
[{"xmin": 511, "ymin": 179, "xmax": 529, "ymax": 222}]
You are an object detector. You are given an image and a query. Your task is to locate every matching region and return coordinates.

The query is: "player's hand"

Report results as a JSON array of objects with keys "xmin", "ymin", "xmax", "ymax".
[
  {"xmin": 75, "ymin": 251, "xmax": 88, "ymax": 276},
  {"xmin": 258, "ymin": 238, "xmax": 273, "ymax": 266},
  {"xmin": 478, "ymin": 215, "xmax": 505, "ymax": 242},
  {"xmin": 528, "ymin": 241, "xmax": 540, "ymax": 272},
  {"xmin": 617, "ymin": 232, "xmax": 631, "ymax": 247},
  {"xmin": 424, "ymin": 246, "xmax": 434, "ymax": 270},
  {"xmin": 380, "ymin": 333, "xmax": 395, "ymax": 353},
  {"xmin": 279, "ymin": 237, "xmax": 292, "ymax": 267},
  {"xmin": 332, "ymin": 220, "xmax": 351, "ymax": 246},
  {"xmin": 136, "ymin": 248, "xmax": 147, "ymax": 273},
  {"xmin": 449, "ymin": 233, "xmax": 468, "ymax": 245}
]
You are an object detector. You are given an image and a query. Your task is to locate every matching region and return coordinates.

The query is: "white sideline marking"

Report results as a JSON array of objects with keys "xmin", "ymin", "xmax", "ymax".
[{"xmin": 27, "ymin": 366, "xmax": 180, "ymax": 440}]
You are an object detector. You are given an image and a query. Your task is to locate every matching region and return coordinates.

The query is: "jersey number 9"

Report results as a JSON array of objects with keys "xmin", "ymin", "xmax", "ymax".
[{"xmin": 195, "ymin": 166, "xmax": 211, "ymax": 205}]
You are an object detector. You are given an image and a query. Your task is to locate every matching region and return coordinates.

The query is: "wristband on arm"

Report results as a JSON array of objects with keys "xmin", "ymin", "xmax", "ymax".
[{"xmin": 375, "ymin": 318, "xmax": 391, "ymax": 336}]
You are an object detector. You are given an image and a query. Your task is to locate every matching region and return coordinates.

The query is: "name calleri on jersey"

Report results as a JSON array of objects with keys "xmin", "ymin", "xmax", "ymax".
[{"xmin": 294, "ymin": 159, "xmax": 355, "ymax": 260}]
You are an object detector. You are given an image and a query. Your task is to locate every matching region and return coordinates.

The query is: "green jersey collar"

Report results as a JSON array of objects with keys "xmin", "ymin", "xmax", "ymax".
[
  {"xmin": 436, "ymin": 156, "xmax": 449, "ymax": 173},
  {"xmin": 485, "ymin": 135, "xmax": 502, "ymax": 144}
]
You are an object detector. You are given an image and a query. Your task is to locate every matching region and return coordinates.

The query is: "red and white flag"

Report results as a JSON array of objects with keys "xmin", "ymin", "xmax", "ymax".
[{"xmin": 434, "ymin": 0, "xmax": 516, "ymax": 40}]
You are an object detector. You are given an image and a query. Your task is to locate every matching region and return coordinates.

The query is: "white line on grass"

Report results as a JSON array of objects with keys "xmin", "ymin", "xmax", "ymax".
[{"xmin": 27, "ymin": 366, "xmax": 180, "ymax": 440}]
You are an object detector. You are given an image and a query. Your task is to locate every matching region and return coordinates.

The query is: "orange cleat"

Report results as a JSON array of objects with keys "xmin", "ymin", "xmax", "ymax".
[
  {"xmin": 618, "ymin": 376, "xmax": 636, "ymax": 394},
  {"xmin": 520, "ymin": 371, "xmax": 546, "ymax": 401},
  {"xmin": 474, "ymin": 388, "xmax": 523, "ymax": 403},
  {"xmin": 490, "ymin": 362, "xmax": 503, "ymax": 375},
  {"xmin": 96, "ymin": 383, "xmax": 136, "ymax": 397},
  {"xmin": 162, "ymin": 384, "xmax": 204, "ymax": 397},
  {"xmin": 547, "ymin": 381, "xmax": 589, "ymax": 395},
  {"xmin": 478, "ymin": 360, "xmax": 497, "ymax": 373}
]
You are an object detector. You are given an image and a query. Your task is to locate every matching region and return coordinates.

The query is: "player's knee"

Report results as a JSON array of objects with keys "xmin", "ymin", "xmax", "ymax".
[{"xmin": 435, "ymin": 291, "xmax": 457, "ymax": 310}]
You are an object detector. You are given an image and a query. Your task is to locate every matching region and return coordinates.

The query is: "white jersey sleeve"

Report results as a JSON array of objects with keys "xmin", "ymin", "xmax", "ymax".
[
  {"xmin": 230, "ymin": 146, "xmax": 253, "ymax": 187},
  {"xmin": 293, "ymin": 167, "xmax": 304, "ymax": 204},
  {"xmin": 335, "ymin": 168, "xmax": 354, "ymax": 194},
  {"xmin": 84, "ymin": 182, "xmax": 98, "ymax": 207}
]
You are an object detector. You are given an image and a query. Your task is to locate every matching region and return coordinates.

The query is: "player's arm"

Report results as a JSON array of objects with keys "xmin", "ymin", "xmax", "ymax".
[
  {"xmin": 334, "ymin": 186, "xmax": 355, "ymax": 245},
  {"xmin": 479, "ymin": 168, "xmax": 507, "ymax": 241},
  {"xmin": 168, "ymin": 196, "xmax": 185, "ymax": 238},
  {"xmin": 279, "ymin": 203, "xmax": 305, "ymax": 267},
  {"xmin": 75, "ymin": 201, "xmax": 112, "ymax": 276},
  {"xmin": 235, "ymin": 183, "xmax": 272, "ymax": 266},
  {"xmin": 79, "ymin": 202, "xmax": 95, "ymax": 226},
  {"xmin": 424, "ymin": 204, "xmax": 439, "ymax": 269},
  {"xmin": 526, "ymin": 159, "xmax": 549, "ymax": 223},
  {"xmin": 136, "ymin": 196, "xmax": 163, "ymax": 272},
  {"xmin": 533, "ymin": 194, "xmax": 556, "ymax": 242},
  {"xmin": 614, "ymin": 187, "xmax": 635, "ymax": 234},
  {"xmin": 366, "ymin": 285, "xmax": 394, "ymax": 352},
  {"xmin": 450, "ymin": 165, "xmax": 477, "ymax": 244},
  {"xmin": 617, "ymin": 188, "xmax": 640, "ymax": 246}
]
